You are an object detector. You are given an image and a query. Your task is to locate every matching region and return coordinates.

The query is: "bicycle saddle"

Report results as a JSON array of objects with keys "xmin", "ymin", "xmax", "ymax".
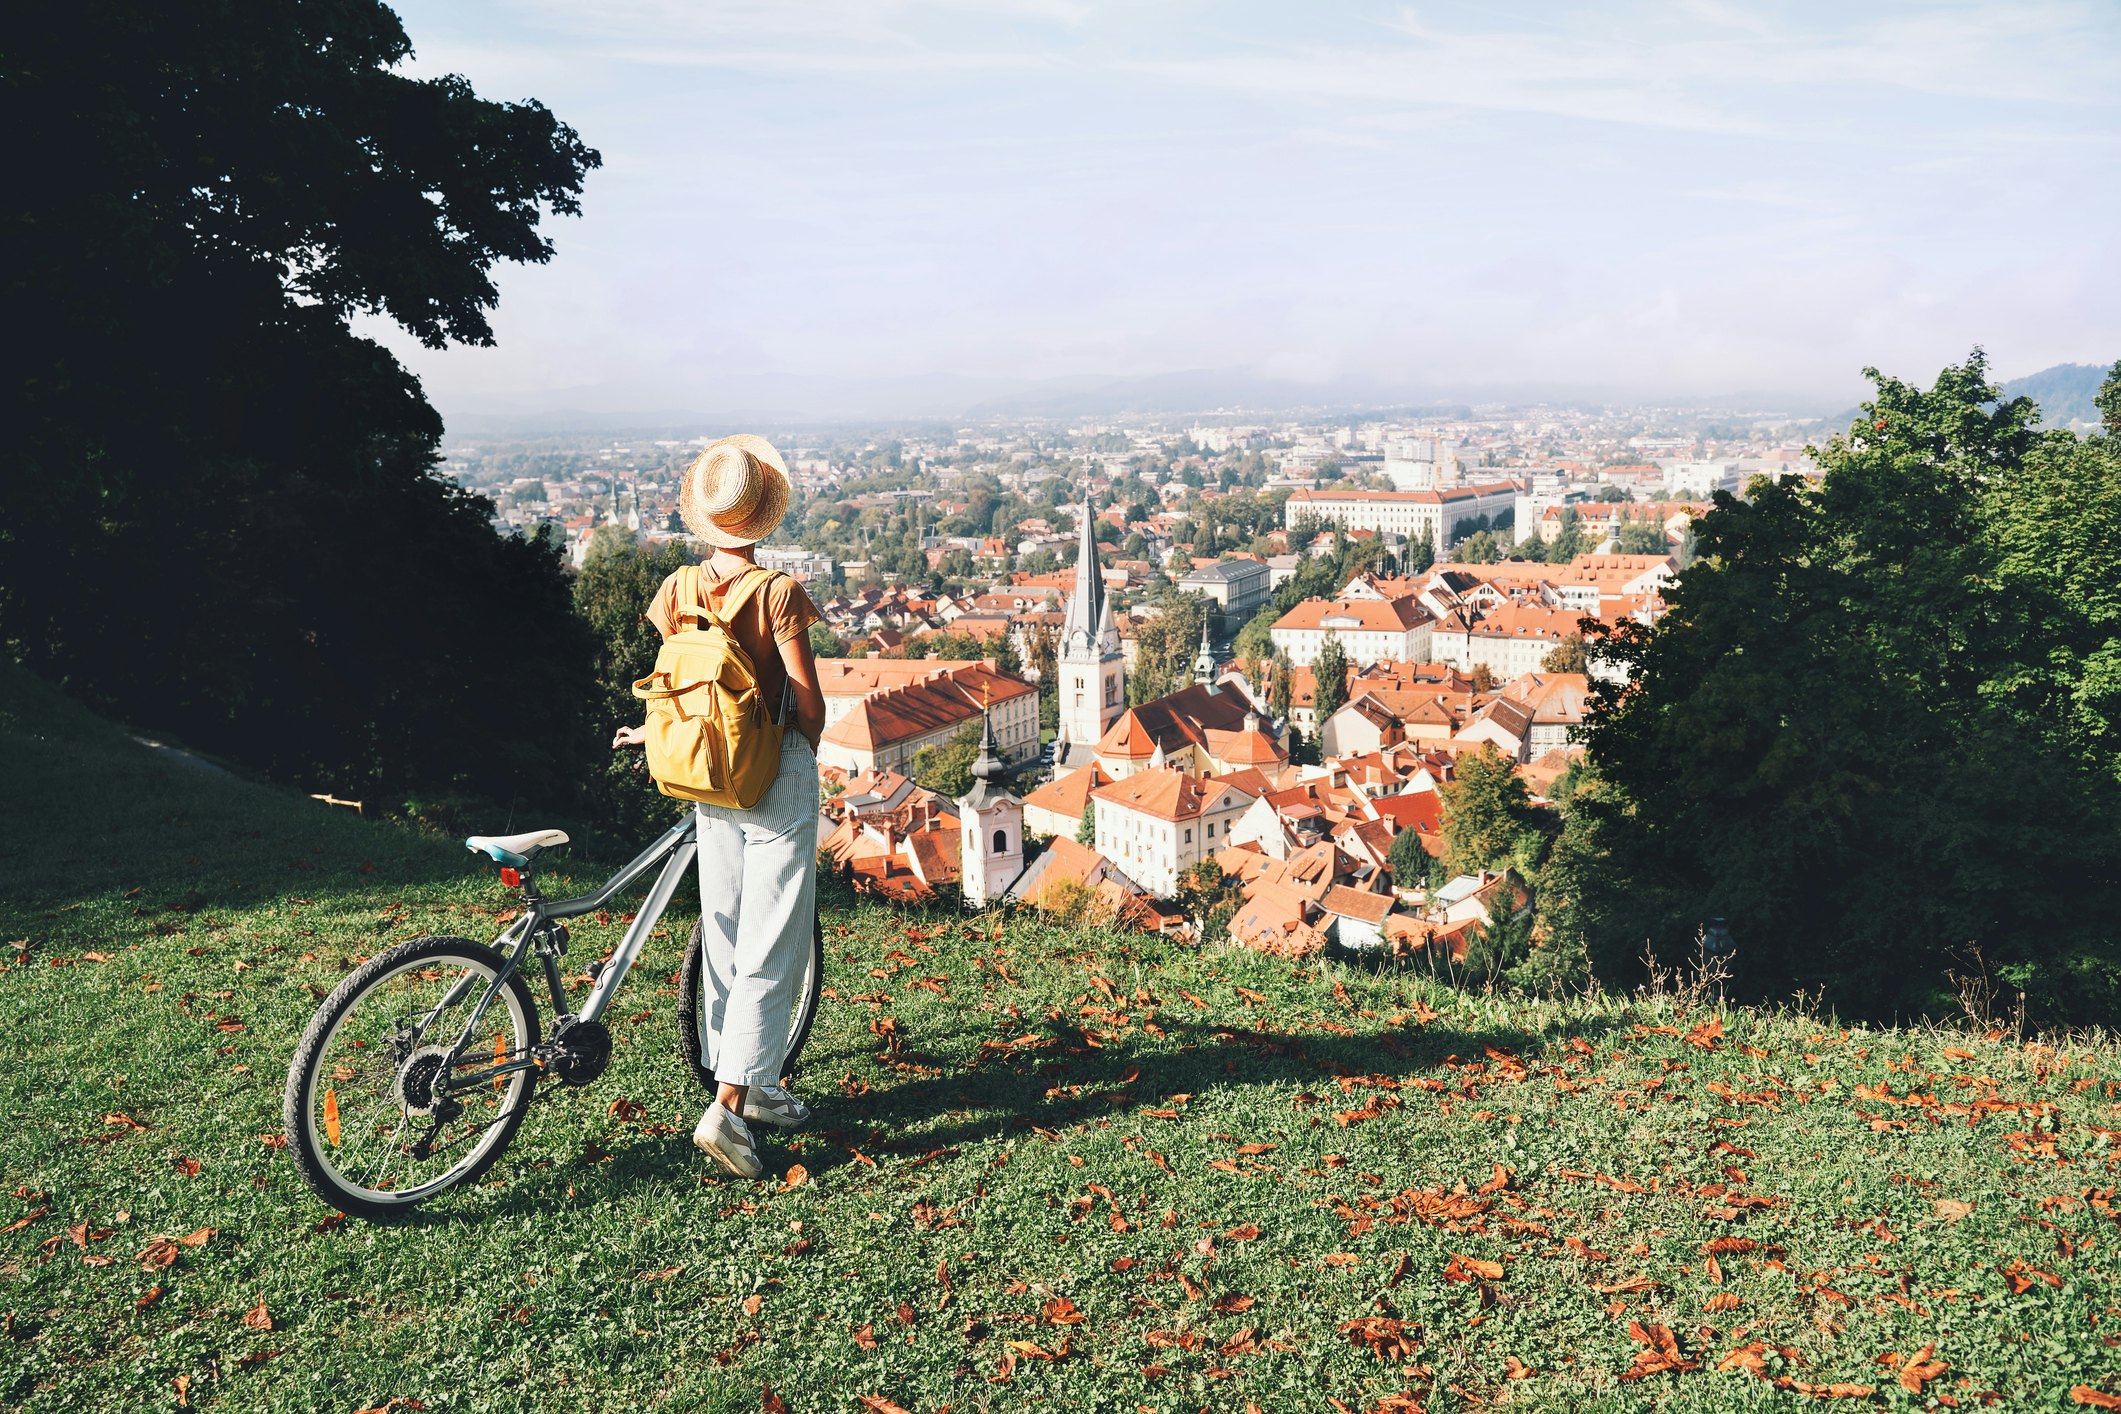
[{"xmin": 464, "ymin": 829, "xmax": 570, "ymax": 868}]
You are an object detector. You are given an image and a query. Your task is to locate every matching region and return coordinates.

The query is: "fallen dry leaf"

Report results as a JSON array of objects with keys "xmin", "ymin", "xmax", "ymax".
[
  {"xmin": 136, "ymin": 1238, "xmax": 181, "ymax": 1271},
  {"xmin": 241, "ymin": 1298, "xmax": 272, "ymax": 1332},
  {"xmin": 2071, "ymin": 1388, "xmax": 2121, "ymax": 1410},
  {"xmin": 1448, "ymin": 1254, "xmax": 1504, "ymax": 1281},
  {"xmin": 1041, "ymin": 1295, "xmax": 1085, "ymax": 1325},
  {"xmin": 1894, "ymin": 1343, "xmax": 1948, "ymax": 1394},
  {"xmin": 1620, "ymin": 1322, "xmax": 1699, "ymax": 1382},
  {"xmin": 1339, "ymin": 1316, "xmax": 1421, "ymax": 1363},
  {"xmin": 1932, "ymin": 1198, "xmax": 1974, "ymax": 1223}
]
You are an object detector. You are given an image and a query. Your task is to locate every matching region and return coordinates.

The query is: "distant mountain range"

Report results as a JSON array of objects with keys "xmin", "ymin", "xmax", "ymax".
[
  {"xmin": 1816, "ymin": 362, "xmax": 2113, "ymax": 438},
  {"xmin": 436, "ymin": 366, "xmax": 1859, "ymax": 437},
  {"xmin": 2002, "ymin": 363, "xmax": 2111, "ymax": 429},
  {"xmin": 433, "ymin": 360, "xmax": 2112, "ymax": 438}
]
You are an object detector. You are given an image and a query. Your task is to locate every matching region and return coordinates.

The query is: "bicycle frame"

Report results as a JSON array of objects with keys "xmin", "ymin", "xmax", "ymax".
[{"xmin": 427, "ymin": 813, "xmax": 700, "ymax": 1097}]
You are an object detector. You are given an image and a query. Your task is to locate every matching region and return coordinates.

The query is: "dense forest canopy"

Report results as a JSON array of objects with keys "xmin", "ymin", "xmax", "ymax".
[
  {"xmin": 1571, "ymin": 353, "xmax": 2121, "ymax": 1026},
  {"xmin": 4, "ymin": 2, "xmax": 602, "ymax": 812}
]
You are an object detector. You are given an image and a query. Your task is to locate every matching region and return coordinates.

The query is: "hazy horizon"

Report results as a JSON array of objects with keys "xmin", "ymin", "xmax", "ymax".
[{"xmin": 368, "ymin": 1, "xmax": 2120, "ymax": 425}]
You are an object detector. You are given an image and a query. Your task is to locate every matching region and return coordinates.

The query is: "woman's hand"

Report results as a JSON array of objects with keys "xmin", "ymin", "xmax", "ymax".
[{"xmin": 611, "ymin": 724, "xmax": 647, "ymax": 750}]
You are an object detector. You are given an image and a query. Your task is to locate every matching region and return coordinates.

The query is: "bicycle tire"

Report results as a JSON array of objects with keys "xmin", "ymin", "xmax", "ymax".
[
  {"xmin": 283, "ymin": 935, "xmax": 541, "ymax": 1220},
  {"xmin": 676, "ymin": 912, "xmax": 824, "ymax": 1091}
]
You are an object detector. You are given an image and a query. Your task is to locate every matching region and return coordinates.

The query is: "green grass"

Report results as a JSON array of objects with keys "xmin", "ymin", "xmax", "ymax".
[{"xmin": 3, "ymin": 661, "xmax": 2120, "ymax": 1412}]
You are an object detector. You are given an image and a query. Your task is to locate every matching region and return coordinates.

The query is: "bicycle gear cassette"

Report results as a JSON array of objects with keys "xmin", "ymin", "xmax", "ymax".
[{"xmin": 390, "ymin": 1046, "xmax": 454, "ymax": 1116}]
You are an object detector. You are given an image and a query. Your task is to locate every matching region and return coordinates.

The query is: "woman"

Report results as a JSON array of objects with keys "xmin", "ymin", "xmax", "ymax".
[{"xmin": 612, "ymin": 434, "xmax": 824, "ymax": 1178}]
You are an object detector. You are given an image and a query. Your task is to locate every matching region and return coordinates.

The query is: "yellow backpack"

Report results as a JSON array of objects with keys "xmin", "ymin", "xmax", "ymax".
[{"xmin": 631, "ymin": 564, "xmax": 786, "ymax": 808}]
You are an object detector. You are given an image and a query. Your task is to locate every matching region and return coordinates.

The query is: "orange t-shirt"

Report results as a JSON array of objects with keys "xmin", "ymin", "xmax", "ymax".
[{"xmin": 646, "ymin": 564, "xmax": 821, "ymax": 724}]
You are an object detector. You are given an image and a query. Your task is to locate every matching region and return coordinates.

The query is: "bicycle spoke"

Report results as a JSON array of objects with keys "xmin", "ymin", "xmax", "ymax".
[{"xmin": 300, "ymin": 945, "xmax": 537, "ymax": 1210}]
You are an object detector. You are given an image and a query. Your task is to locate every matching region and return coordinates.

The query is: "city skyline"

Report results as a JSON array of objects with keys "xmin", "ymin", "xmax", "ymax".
[{"xmin": 371, "ymin": 1, "xmax": 2120, "ymax": 422}]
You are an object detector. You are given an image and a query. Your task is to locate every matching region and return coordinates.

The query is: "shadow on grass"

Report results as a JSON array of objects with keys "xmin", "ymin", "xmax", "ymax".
[{"xmin": 455, "ymin": 1007, "xmax": 1636, "ymax": 1219}]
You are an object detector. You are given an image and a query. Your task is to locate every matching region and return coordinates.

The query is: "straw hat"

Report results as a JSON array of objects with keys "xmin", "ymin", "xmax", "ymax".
[{"xmin": 678, "ymin": 434, "xmax": 792, "ymax": 548}]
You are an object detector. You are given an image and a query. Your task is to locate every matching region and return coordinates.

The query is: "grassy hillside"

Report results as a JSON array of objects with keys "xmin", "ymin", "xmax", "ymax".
[{"xmin": 3, "ymin": 662, "xmax": 2119, "ymax": 1412}]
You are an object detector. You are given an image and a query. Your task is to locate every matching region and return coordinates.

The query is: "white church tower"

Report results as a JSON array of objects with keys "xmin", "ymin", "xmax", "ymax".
[
  {"xmin": 957, "ymin": 712, "xmax": 1023, "ymax": 907},
  {"xmin": 1054, "ymin": 493, "xmax": 1126, "ymax": 769}
]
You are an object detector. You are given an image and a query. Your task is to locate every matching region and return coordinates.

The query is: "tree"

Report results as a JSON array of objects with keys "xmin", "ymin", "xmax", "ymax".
[
  {"xmin": 808, "ymin": 623, "xmax": 849, "ymax": 658},
  {"xmin": 1541, "ymin": 636, "xmax": 1588, "ymax": 674},
  {"xmin": 1268, "ymin": 649, "xmax": 1294, "ymax": 724},
  {"xmin": 1615, "ymin": 520, "xmax": 1669, "ymax": 555},
  {"xmin": 1469, "ymin": 663, "xmax": 1498, "ymax": 694},
  {"xmin": 573, "ymin": 532, "xmax": 692, "ymax": 842},
  {"xmin": 1177, "ymin": 857, "xmax": 1241, "ymax": 942},
  {"xmin": 1313, "ymin": 635, "xmax": 1349, "ymax": 726},
  {"xmin": 1580, "ymin": 352, "xmax": 2121, "ymax": 1026},
  {"xmin": 1127, "ymin": 594, "xmax": 1209, "ymax": 705},
  {"xmin": 911, "ymin": 723, "xmax": 983, "ymax": 800},
  {"xmin": 1387, "ymin": 825, "xmax": 1432, "ymax": 891},
  {"xmin": 5, "ymin": 1, "xmax": 600, "ymax": 812},
  {"xmin": 1232, "ymin": 605, "xmax": 1277, "ymax": 679},
  {"xmin": 1454, "ymin": 530, "xmax": 1504, "ymax": 564},
  {"xmin": 1439, "ymin": 744, "xmax": 1535, "ymax": 879},
  {"xmin": 1076, "ymin": 801, "xmax": 1097, "ymax": 847}
]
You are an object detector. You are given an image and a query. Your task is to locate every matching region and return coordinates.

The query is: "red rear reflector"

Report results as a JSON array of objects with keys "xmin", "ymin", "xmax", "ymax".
[{"xmin": 499, "ymin": 867, "xmax": 521, "ymax": 887}]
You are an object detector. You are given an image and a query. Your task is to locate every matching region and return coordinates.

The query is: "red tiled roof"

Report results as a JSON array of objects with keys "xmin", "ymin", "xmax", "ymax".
[
  {"xmin": 821, "ymin": 664, "xmax": 1036, "ymax": 750},
  {"xmin": 1096, "ymin": 681, "xmax": 1262, "ymax": 761},
  {"xmin": 1272, "ymin": 596, "xmax": 1429, "ymax": 635},
  {"xmin": 1090, "ymin": 766, "xmax": 1254, "ymax": 823},
  {"xmin": 1285, "ymin": 481, "xmax": 1522, "ymax": 507},
  {"xmin": 1321, "ymin": 885, "xmax": 1394, "ymax": 925},
  {"xmin": 1021, "ymin": 763, "xmax": 1113, "ymax": 818},
  {"xmin": 1370, "ymin": 790, "xmax": 1444, "ymax": 834}
]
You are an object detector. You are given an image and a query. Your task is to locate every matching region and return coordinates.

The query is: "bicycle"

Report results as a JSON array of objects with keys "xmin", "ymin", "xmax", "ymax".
[{"xmin": 280, "ymin": 815, "xmax": 824, "ymax": 1219}]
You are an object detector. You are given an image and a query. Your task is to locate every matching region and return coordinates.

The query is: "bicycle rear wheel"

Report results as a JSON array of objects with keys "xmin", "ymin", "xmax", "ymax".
[
  {"xmin": 283, "ymin": 935, "xmax": 540, "ymax": 1220},
  {"xmin": 676, "ymin": 912, "xmax": 824, "ymax": 1091}
]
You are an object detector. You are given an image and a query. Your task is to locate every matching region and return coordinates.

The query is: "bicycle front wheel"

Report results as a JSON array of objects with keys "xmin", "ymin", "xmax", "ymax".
[
  {"xmin": 676, "ymin": 912, "xmax": 824, "ymax": 1091},
  {"xmin": 283, "ymin": 935, "xmax": 541, "ymax": 1220}
]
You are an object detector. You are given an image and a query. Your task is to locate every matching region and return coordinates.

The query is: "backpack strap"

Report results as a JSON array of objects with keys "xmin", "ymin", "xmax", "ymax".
[{"xmin": 716, "ymin": 565, "xmax": 779, "ymax": 623}]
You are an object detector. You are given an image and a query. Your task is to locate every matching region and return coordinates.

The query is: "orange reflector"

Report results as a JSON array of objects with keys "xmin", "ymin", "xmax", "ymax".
[
  {"xmin": 492, "ymin": 1032, "xmax": 507, "ymax": 1090},
  {"xmin": 322, "ymin": 1088, "xmax": 341, "ymax": 1146},
  {"xmin": 499, "ymin": 866, "xmax": 521, "ymax": 888}
]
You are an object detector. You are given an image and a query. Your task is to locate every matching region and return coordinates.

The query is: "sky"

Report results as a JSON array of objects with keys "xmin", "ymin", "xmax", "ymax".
[{"xmin": 372, "ymin": 0, "xmax": 2121, "ymax": 422}]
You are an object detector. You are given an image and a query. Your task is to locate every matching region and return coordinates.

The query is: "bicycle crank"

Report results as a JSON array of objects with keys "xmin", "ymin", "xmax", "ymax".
[{"xmin": 545, "ymin": 1017, "xmax": 612, "ymax": 1086}]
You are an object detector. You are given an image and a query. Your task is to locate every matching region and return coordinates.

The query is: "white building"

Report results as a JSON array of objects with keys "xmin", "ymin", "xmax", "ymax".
[
  {"xmin": 753, "ymin": 546, "xmax": 837, "ymax": 585},
  {"xmin": 1268, "ymin": 596, "xmax": 1433, "ymax": 668},
  {"xmin": 1665, "ymin": 462, "xmax": 1741, "ymax": 498},
  {"xmin": 1282, "ymin": 481, "xmax": 1521, "ymax": 558},
  {"xmin": 1090, "ymin": 767, "xmax": 1256, "ymax": 898},
  {"xmin": 1429, "ymin": 602, "xmax": 1583, "ymax": 680}
]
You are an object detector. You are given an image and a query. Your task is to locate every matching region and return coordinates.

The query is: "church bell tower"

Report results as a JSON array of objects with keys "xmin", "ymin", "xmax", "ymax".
[{"xmin": 1055, "ymin": 492, "xmax": 1126, "ymax": 769}]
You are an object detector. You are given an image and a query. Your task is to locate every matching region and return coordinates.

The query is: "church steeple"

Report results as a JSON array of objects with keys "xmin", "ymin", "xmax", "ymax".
[
  {"xmin": 1060, "ymin": 492, "xmax": 1113, "ymax": 657},
  {"xmin": 1193, "ymin": 617, "xmax": 1217, "ymax": 687},
  {"xmin": 1053, "ymin": 489, "xmax": 1127, "ymax": 770},
  {"xmin": 969, "ymin": 709, "xmax": 1003, "ymax": 789},
  {"xmin": 957, "ymin": 701, "xmax": 1023, "ymax": 908}
]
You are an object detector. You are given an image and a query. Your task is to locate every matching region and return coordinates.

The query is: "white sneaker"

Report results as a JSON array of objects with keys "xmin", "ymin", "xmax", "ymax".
[
  {"xmin": 742, "ymin": 1082, "xmax": 812, "ymax": 1130},
  {"xmin": 692, "ymin": 1102, "xmax": 764, "ymax": 1178}
]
